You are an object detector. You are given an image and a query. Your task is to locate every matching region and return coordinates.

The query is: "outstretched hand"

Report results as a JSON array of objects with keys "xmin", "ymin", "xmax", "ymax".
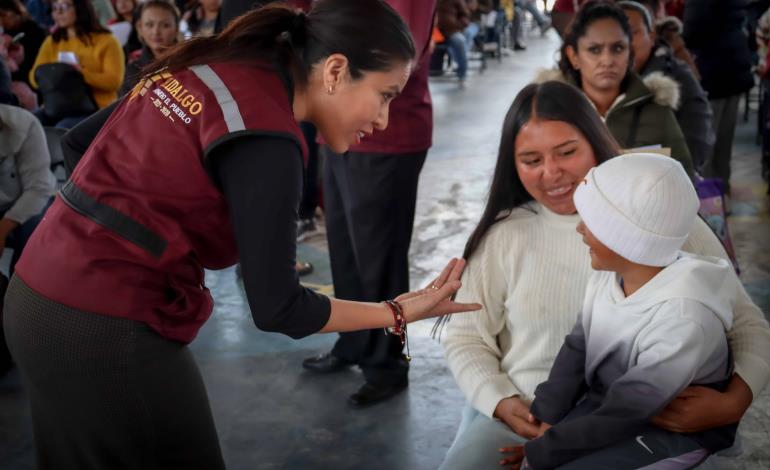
[{"xmin": 396, "ymin": 258, "xmax": 481, "ymax": 323}]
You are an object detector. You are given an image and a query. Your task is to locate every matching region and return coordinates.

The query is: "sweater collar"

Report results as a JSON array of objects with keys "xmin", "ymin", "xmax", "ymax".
[{"xmin": 533, "ymin": 202, "xmax": 582, "ymax": 229}]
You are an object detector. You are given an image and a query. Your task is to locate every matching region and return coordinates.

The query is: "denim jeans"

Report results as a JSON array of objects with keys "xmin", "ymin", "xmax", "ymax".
[
  {"xmin": 463, "ymin": 23, "xmax": 481, "ymax": 54},
  {"xmin": 446, "ymin": 32, "xmax": 468, "ymax": 80}
]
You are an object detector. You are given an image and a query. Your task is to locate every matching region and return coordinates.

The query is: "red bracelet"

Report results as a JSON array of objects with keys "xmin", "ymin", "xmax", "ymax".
[
  {"xmin": 383, "ymin": 300, "xmax": 410, "ymax": 361},
  {"xmin": 384, "ymin": 300, "xmax": 405, "ymax": 336}
]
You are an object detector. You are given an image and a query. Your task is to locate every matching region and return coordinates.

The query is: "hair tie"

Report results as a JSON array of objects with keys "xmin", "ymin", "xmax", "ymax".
[
  {"xmin": 290, "ymin": 12, "xmax": 307, "ymax": 44},
  {"xmin": 292, "ymin": 12, "xmax": 306, "ymax": 34},
  {"xmin": 278, "ymin": 12, "xmax": 306, "ymax": 47}
]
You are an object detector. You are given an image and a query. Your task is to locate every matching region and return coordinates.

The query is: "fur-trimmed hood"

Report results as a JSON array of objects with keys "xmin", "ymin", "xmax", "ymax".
[{"xmin": 532, "ymin": 68, "xmax": 681, "ymax": 110}]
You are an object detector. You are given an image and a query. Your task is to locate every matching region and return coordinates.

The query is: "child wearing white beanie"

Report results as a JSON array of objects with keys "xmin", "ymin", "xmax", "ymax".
[{"xmin": 519, "ymin": 154, "xmax": 741, "ymax": 469}]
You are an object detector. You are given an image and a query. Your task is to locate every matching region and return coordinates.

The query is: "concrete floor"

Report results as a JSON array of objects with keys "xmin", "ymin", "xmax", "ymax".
[{"xmin": 2, "ymin": 32, "xmax": 770, "ymax": 469}]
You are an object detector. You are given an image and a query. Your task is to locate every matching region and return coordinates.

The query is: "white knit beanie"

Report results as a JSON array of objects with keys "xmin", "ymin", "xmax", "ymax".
[{"xmin": 573, "ymin": 153, "xmax": 700, "ymax": 267}]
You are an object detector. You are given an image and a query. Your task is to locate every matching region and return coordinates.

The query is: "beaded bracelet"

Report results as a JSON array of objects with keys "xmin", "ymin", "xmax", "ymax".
[{"xmin": 383, "ymin": 300, "xmax": 411, "ymax": 362}]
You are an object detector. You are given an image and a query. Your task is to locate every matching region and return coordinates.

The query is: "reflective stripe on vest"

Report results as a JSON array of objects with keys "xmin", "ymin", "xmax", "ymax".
[{"xmin": 190, "ymin": 64, "xmax": 246, "ymax": 133}]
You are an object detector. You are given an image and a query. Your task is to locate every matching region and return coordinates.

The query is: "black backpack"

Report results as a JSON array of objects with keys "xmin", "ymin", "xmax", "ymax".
[{"xmin": 34, "ymin": 62, "xmax": 98, "ymax": 121}]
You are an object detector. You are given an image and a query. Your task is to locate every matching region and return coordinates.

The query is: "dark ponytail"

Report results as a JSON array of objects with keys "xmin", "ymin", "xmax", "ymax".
[{"xmin": 147, "ymin": 0, "xmax": 415, "ymax": 86}]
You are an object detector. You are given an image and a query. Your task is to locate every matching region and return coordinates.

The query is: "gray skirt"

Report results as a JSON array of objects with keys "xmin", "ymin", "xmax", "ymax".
[{"xmin": 3, "ymin": 275, "xmax": 226, "ymax": 470}]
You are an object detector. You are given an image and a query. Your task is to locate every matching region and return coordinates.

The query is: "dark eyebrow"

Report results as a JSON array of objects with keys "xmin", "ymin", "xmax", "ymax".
[
  {"xmin": 554, "ymin": 139, "xmax": 579, "ymax": 149},
  {"xmin": 517, "ymin": 139, "xmax": 579, "ymax": 158}
]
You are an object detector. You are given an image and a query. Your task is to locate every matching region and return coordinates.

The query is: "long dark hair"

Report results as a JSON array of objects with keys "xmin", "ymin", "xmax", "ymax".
[
  {"xmin": 463, "ymin": 81, "xmax": 620, "ymax": 262},
  {"xmin": 432, "ymin": 81, "xmax": 620, "ymax": 337},
  {"xmin": 51, "ymin": 0, "xmax": 110, "ymax": 44},
  {"xmin": 147, "ymin": 0, "xmax": 415, "ymax": 86},
  {"xmin": 558, "ymin": 0, "xmax": 634, "ymax": 88}
]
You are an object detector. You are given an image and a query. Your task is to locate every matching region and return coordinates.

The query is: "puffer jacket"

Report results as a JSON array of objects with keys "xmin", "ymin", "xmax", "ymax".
[
  {"xmin": 534, "ymin": 68, "xmax": 694, "ymax": 179},
  {"xmin": 640, "ymin": 42, "xmax": 715, "ymax": 168}
]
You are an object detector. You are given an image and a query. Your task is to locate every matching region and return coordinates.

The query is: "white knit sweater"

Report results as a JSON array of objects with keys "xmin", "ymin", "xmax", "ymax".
[{"xmin": 443, "ymin": 202, "xmax": 770, "ymax": 419}]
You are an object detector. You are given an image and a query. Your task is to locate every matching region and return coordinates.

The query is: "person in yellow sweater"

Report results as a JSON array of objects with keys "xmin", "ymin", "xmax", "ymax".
[{"xmin": 29, "ymin": 0, "xmax": 124, "ymax": 127}]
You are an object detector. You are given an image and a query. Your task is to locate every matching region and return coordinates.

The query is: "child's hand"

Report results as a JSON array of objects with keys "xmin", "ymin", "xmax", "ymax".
[{"xmin": 499, "ymin": 444, "xmax": 525, "ymax": 469}]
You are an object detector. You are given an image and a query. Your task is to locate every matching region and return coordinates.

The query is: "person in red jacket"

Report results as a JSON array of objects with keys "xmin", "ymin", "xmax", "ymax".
[
  {"xmin": 302, "ymin": 0, "xmax": 437, "ymax": 407},
  {"xmin": 2, "ymin": 1, "xmax": 480, "ymax": 467}
]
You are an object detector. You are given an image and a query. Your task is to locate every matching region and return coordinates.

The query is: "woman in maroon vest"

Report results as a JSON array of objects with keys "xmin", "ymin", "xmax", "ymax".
[{"xmin": 2, "ymin": 1, "xmax": 481, "ymax": 467}]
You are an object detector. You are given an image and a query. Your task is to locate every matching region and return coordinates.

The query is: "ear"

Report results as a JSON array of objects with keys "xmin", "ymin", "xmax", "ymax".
[
  {"xmin": 649, "ymin": 29, "xmax": 657, "ymax": 43},
  {"xmin": 565, "ymin": 45, "xmax": 579, "ymax": 70},
  {"xmin": 321, "ymin": 53, "xmax": 349, "ymax": 94}
]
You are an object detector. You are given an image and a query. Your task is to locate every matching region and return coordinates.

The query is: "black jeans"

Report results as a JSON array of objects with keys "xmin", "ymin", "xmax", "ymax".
[
  {"xmin": 3, "ymin": 276, "xmax": 226, "ymax": 470},
  {"xmin": 322, "ymin": 147, "xmax": 427, "ymax": 386}
]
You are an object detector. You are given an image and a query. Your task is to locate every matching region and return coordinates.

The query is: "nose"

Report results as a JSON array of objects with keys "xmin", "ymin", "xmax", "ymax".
[
  {"xmin": 373, "ymin": 104, "xmax": 389, "ymax": 131},
  {"xmin": 599, "ymin": 48, "xmax": 616, "ymax": 66},
  {"xmin": 542, "ymin": 155, "xmax": 563, "ymax": 180}
]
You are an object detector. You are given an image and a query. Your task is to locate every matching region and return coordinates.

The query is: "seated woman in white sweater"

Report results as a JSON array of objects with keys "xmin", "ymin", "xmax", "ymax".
[{"xmin": 438, "ymin": 81, "xmax": 770, "ymax": 470}]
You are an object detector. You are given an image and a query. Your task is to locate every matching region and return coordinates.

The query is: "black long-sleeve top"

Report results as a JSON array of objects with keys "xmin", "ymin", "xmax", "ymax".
[{"xmin": 62, "ymin": 101, "xmax": 331, "ymax": 339}]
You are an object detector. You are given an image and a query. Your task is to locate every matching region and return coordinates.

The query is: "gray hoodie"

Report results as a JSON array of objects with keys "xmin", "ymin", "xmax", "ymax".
[
  {"xmin": 526, "ymin": 252, "xmax": 738, "ymax": 469},
  {"xmin": 0, "ymin": 104, "xmax": 56, "ymax": 224}
]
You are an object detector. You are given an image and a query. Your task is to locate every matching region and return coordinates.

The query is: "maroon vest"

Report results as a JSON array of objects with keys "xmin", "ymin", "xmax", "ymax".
[{"xmin": 16, "ymin": 62, "xmax": 307, "ymax": 343}]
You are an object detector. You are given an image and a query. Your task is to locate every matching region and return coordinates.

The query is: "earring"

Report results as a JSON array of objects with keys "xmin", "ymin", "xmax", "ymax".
[{"xmin": 327, "ymin": 86, "xmax": 334, "ymax": 95}]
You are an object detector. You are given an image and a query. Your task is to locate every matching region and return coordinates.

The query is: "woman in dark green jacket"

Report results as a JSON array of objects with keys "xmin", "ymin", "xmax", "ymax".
[{"xmin": 538, "ymin": 1, "xmax": 694, "ymax": 178}]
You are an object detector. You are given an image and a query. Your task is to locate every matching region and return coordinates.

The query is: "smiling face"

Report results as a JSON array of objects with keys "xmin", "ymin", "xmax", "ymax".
[
  {"xmin": 52, "ymin": 0, "xmax": 77, "ymax": 30},
  {"xmin": 576, "ymin": 220, "xmax": 629, "ymax": 271},
  {"xmin": 310, "ymin": 56, "xmax": 411, "ymax": 154},
  {"xmin": 514, "ymin": 119, "xmax": 598, "ymax": 215},
  {"xmin": 137, "ymin": 6, "xmax": 178, "ymax": 56},
  {"xmin": 567, "ymin": 17, "xmax": 630, "ymax": 94}
]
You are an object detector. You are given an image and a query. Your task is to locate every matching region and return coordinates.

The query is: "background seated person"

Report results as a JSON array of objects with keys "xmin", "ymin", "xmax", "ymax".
[
  {"xmin": 0, "ymin": 0, "xmax": 48, "ymax": 88},
  {"xmin": 120, "ymin": 0, "xmax": 180, "ymax": 96},
  {"xmin": 0, "ymin": 103, "xmax": 56, "ymax": 275},
  {"xmin": 29, "ymin": 0, "xmax": 124, "ymax": 128}
]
